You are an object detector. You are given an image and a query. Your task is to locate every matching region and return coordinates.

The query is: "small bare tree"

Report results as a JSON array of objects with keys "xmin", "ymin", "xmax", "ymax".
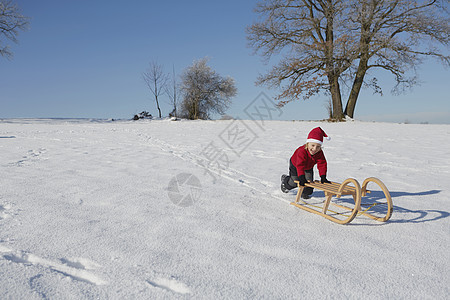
[
  {"xmin": 180, "ymin": 58, "xmax": 237, "ymax": 120},
  {"xmin": 0, "ymin": 0, "xmax": 30, "ymax": 59},
  {"xmin": 165, "ymin": 65, "xmax": 179, "ymax": 118},
  {"xmin": 143, "ymin": 61, "xmax": 168, "ymax": 118}
]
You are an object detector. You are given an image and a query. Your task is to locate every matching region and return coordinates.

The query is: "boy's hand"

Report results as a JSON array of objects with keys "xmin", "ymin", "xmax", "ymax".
[
  {"xmin": 320, "ymin": 175, "xmax": 331, "ymax": 184},
  {"xmin": 299, "ymin": 175, "xmax": 307, "ymax": 186}
]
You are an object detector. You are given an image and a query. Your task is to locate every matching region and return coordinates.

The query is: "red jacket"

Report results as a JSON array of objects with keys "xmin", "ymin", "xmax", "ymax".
[{"xmin": 291, "ymin": 145, "xmax": 327, "ymax": 176}]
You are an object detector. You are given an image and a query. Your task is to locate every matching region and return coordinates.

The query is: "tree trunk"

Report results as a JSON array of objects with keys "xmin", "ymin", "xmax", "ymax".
[
  {"xmin": 329, "ymin": 75, "xmax": 344, "ymax": 120},
  {"xmin": 154, "ymin": 81, "xmax": 162, "ymax": 118},
  {"xmin": 345, "ymin": 58, "xmax": 368, "ymax": 118},
  {"xmin": 155, "ymin": 96, "xmax": 162, "ymax": 118},
  {"xmin": 324, "ymin": 3, "xmax": 344, "ymax": 121},
  {"xmin": 191, "ymin": 98, "xmax": 199, "ymax": 120}
]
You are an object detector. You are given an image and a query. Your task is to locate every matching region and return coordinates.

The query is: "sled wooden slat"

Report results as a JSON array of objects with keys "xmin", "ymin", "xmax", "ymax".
[
  {"xmin": 305, "ymin": 181, "xmax": 357, "ymax": 196},
  {"xmin": 291, "ymin": 177, "xmax": 392, "ymax": 224},
  {"xmin": 306, "ymin": 181, "xmax": 371, "ymax": 196}
]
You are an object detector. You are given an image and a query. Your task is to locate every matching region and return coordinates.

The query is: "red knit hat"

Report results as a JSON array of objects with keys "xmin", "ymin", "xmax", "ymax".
[{"xmin": 306, "ymin": 127, "xmax": 330, "ymax": 145}]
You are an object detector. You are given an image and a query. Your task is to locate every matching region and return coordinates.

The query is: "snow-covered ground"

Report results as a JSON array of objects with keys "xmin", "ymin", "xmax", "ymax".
[{"xmin": 0, "ymin": 118, "xmax": 449, "ymax": 299}]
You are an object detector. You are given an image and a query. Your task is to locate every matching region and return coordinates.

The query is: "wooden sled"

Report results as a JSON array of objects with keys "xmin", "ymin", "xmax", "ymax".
[{"xmin": 291, "ymin": 177, "xmax": 393, "ymax": 224}]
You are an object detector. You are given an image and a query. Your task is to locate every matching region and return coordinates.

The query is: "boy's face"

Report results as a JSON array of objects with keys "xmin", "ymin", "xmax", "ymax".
[{"xmin": 307, "ymin": 142, "xmax": 322, "ymax": 155}]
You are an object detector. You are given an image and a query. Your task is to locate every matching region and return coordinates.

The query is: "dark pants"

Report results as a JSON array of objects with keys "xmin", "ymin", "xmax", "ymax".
[{"xmin": 284, "ymin": 159, "xmax": 314, "ymax": 196}]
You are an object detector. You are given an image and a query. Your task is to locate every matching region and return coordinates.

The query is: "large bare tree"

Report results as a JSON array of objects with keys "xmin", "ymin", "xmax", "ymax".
[
  {"xmin": 0, "ymin": 0, "xmax": 30, "ymax": 59},
  {"xmin": 247, "ymin": 0, "xmax": 449, "ymax": 120},
  {"xmin": 180, "ymin": 58, "xmax": 237, "ymax": 120},
  {"xmin": 143, "ymin": 61, "xmax": 169, "ymax": 118}
]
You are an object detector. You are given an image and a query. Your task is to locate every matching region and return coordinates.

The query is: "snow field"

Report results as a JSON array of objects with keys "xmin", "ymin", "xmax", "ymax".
[{"xmin": 0, "ymin": 119, "xmax": 449, "ymax": 299}]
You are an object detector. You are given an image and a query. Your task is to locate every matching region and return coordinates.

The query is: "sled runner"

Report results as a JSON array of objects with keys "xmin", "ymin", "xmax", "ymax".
[{"xmin": 291, "ymin": 177, "xmax": 393, "ymax": 224}]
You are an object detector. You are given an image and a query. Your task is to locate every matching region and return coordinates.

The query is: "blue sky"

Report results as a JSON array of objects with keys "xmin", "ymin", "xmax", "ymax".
[{"xmin": 1, "ymin": 0, "xmax": 449, "ymax": 123}]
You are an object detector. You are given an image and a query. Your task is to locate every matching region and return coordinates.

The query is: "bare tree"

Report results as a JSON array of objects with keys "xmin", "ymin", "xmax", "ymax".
[
  {"xmin": 344, "ymin": 0, "xmax": 449, "ymax": 118},
  {"xmin": 180, "ymin": 58, "xmax": 237, "ymax": 120},
  {"xmin": 165, "ymin": 64, "xmax": 179, "ymax": 118},
  {"xmin": 247, "ymin": 0, "xmax": 449, "ymax": 120},
  {"xmin": 0, "ymin": 0, "xmax": 30, "ymax": 59},
  {"xmin": 143, "ymin": 61, "xmax": 168, "ymax": 118}
]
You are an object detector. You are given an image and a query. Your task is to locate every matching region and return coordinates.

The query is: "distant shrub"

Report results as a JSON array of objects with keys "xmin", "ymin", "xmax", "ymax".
[
  {"xmin": 220, "ymin": 114, "xmax": 234, "ymax": 120},
  {"xmin": 133, "ymin": 111, "xmax": 153, "ymax": 120}
]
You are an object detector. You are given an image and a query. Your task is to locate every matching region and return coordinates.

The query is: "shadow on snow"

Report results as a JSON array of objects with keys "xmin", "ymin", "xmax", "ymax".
[{"xmin": 312, "ymin": 189, "xmax": 447, "ymax": 225}]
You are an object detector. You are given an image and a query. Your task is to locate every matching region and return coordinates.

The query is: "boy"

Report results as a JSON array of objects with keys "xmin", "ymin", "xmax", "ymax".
[{"xmin": 281, "ymin": 127, "xmax": 331, "ymax": 199}]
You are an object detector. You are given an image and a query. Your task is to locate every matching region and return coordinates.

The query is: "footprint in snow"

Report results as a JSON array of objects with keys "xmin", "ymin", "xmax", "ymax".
[
  {"xmin": 9, "ymin": 148, "xmax": 47, "ymax": 166},
  {"xmin": 60, "ymin": 257, "xmax": 103, "ymax": 271},
  {"xmin": 146, "ymin": 277, "xmax": 191, "ymax": 295},
  {"xmin": 0, "ymin": 247, "xmax": 107, "ymax": 286},
  {"xmin": 0, "ymin": 204, "xmax": 13, "ymax": 220}
]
